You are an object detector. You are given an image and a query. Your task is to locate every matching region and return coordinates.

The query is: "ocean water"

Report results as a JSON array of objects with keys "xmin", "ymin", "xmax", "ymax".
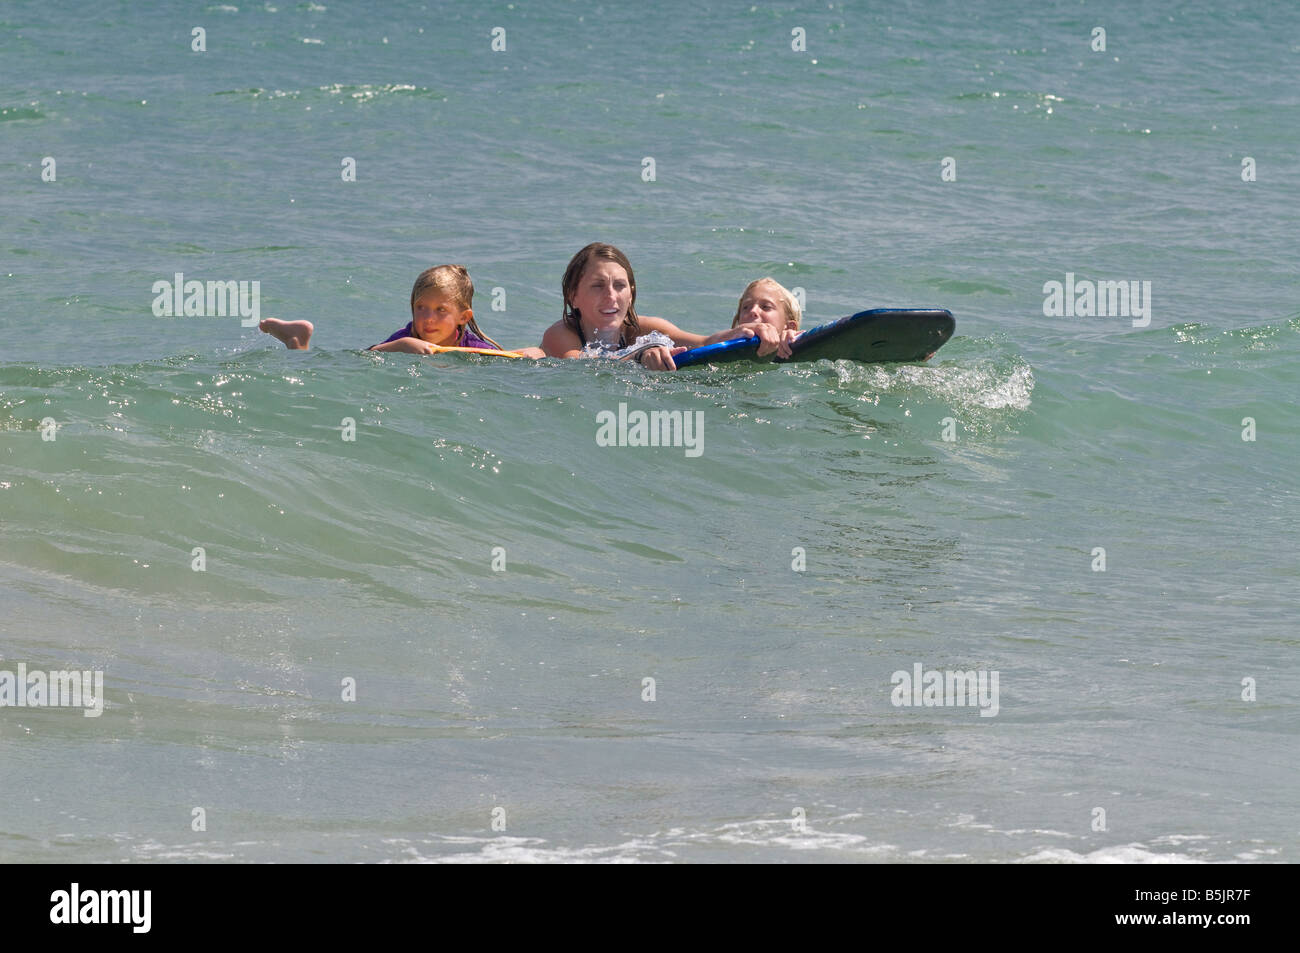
[{"xmin": 1, "ymin": 0, "xmax": 1297, "ymax": 863}]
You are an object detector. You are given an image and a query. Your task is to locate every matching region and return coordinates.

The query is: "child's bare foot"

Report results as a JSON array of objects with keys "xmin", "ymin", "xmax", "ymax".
[{"xmin": 260, "ymin": 318, "xmax": 313, "ymax": 350}]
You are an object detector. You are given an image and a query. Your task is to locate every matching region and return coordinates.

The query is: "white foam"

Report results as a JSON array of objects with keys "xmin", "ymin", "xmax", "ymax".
[
  {"xmin": 1018, "ymin": 844, "xmax": 1206, "ymax": 864},
  {"xmin": 580, "ymin": 331, "xmax": 675, "ymax": 360}
]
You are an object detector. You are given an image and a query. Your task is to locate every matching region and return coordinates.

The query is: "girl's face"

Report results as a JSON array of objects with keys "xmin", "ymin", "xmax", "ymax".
[
  {"xmin": 412, "ymin": 291, "xmax": 467, "ymax": 345},
  {"xmin": 570, "ymin": 260, "xmax": 632, "ymax": 335},
  {"xmin": 736, "ymin": 282, "xmax": 788, "ymax": 331}
]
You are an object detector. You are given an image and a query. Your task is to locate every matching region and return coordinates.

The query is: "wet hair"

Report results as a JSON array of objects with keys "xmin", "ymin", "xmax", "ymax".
[
  {"xmin": 410, "ymin": 264, "xmax": 501, "ymax": 349},
  {"xmin": 731, "ymin": 277, "xmax": 802, "ymax": 331},
  {"xmin": 561, "ymin": 243, "xmax": 640, "ymax": 348}
]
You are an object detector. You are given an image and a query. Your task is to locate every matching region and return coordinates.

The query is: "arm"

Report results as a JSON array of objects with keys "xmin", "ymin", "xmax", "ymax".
[
  {"xmin": 634, "ymin": 315, "xmax": 769, "ymax": 370},
  {"xmin": 639, "ymin": 315, "xmax": 784, "ymax": 356},
  {"xmin": 369, "ymin": 337, "xmax": 438, "ymax": 354},
  {"xmin": 636, "ymin": 315, "xmax": 709, "ymax": 348}
]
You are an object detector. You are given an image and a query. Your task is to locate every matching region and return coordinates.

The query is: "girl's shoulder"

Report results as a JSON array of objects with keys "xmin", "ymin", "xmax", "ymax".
[
  {"xmin": 459, "ymin": 328, "xmax": 496, "ymax": 350},
  {"xmin": 541, "ymin": 320, "xmax": 584, "ymax": 358},
  {"xmin": 542, "ymin": 320, "xmax": 580, "ymax": 345},
  {"xmin": 370, "ymin": 322, "xmax": 415, "ymax": 349}
]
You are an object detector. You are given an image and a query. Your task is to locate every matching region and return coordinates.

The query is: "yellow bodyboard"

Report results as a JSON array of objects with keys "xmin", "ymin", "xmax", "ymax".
[{"xmin": 425, "ymin": 344, "xmax": 526, "ymax": 358}]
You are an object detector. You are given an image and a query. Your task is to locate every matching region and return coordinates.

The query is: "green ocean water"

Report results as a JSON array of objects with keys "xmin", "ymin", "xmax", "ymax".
[{"xmin": 1, "ymin": 0, "xmax": 1297, "ymax": 862}]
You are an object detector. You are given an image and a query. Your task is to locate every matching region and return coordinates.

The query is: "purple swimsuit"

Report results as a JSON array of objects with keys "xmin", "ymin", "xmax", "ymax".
[{"xmin": 371, "ymin": 323, "xmax": 496, "ymax": 350}]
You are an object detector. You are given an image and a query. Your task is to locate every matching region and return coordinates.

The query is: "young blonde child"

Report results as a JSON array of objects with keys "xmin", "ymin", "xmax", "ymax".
[
  {"xmin": 731, "ymin": 277, "xmax": 802, "ymax": 359},
  {"xmin": 369, "ymin": 264, "xmax": 542, "ymax": 356},
  {"xmin": 260, "ymin": 264, "xmax": 543, "ymax": 357}
]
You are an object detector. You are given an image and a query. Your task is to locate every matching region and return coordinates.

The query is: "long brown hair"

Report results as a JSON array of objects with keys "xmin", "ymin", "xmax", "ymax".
[{"xmin": 561, "ymin": 243, "xmax": 640, "ymax": 348}]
